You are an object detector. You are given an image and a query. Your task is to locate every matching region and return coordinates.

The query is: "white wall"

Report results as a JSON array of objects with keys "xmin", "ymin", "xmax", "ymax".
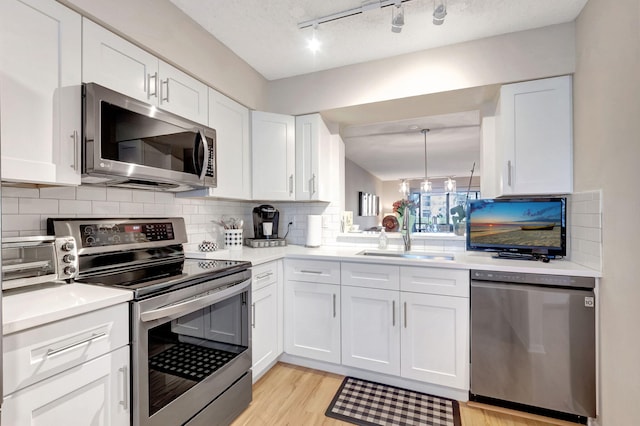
[
  {"xmin": 574, "ymin": 0, "xmax": 640, "ymax": 424},
  {"xmin": 267, "ymin": 23, "xmax": 576, "ymax": 115},
  {"xmin": 58, "ymin": 0, "xmax": 268, "ymax": 110}
]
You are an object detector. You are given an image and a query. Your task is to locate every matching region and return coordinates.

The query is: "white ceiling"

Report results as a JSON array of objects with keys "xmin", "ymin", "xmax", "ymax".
[
  {"xmin": 169, "ymin": 0, "xmax": 587, "ymax": 181},
  {"xmin": 343, "ymin": 110, "xmax": 480, "ymax": 181}
]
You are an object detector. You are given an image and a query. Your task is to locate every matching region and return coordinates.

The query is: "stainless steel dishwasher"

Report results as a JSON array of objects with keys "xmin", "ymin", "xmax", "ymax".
[{"xmin": 470, "ymin": 270, "xmax": 596, "ymax": 423}]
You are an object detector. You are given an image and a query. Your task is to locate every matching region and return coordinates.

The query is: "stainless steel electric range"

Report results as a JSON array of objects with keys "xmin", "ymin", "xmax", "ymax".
[{"xmin": 48, "ymin": 217, "xmax": 252, "ymax": 426}]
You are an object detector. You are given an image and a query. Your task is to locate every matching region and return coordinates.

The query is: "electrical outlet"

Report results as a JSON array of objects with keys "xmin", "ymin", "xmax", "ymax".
[{"xmin": 287, "ymin": 217, "xmax": 295, "ymax": 227}]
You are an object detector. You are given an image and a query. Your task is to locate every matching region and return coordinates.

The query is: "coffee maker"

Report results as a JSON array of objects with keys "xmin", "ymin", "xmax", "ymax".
[{"xmin": 253, "ymin": 205, "xmax": 280, "ymax": 239}]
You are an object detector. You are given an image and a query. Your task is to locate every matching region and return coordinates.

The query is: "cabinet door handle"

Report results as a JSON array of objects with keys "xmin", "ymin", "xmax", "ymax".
[
  {"xmin": 251, "ymin": 302, "xmax": 256, "ymax": 328},
  {"xmin": 300, "ymin": 270, "xmax": 322, "ymax": 275},
  {"xmin": 507, "ymin": 160, "xmax": 512, "ymax": 187},
  {"xmin": 70, "ymin": 130, "xmax": 79, "ymax": 170},
  {"xmin": 311, "ymin": 174, "xmax": 316, "ymax": 195},
  {"xmin": 333, "ymin": 294, "xmax": 337, "ymax": 318},
  {"xmin": 147, "ymin": 72, "xmax": 158, "ymax": 98},
  {"xmin": 289, "ymin": 174, "xmax": 294, "ymax": 195},
  {"xmin": 404, "ymin": 302, "xmax": 407, "ymax": 328},
  {"xmin": 46, "ymin": 332, "xmax": 107, "ymax": 358},
  {"xmin": 392, "ymin": 300, "xmax": 396, "ymax": 327},
  {"xmin": 161, "ymin": 78, "xmax": 170, "ymax": 103},
  {"xmin": 119, "ymin": 365, "xmax": 129, "ymax": 410},
  {"xmin": 256, "ymin": 272, "xmax": 273, "ymax": 280}
]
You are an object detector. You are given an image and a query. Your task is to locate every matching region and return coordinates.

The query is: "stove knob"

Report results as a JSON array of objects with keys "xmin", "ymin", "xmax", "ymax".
[
  {"xmin": 64, "ymin": 266, "xmax": 77, "ymax": 276},
  {"xmin": 61, "ymin": 241, "xmax": 75, "ymax": 251},
  {"xmin": 63, "ymin": 254, "xmax": 76, "ymax": 263}
]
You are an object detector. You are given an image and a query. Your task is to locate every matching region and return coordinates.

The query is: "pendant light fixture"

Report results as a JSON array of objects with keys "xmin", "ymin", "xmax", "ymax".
[
  {"xmin": 421, "ymin": 129, "xmax": 432, "ymax": 193},
  {"xmin": 445, "ymin": 177, "xmax": 457, "ymax": 193},
  {"xmin": 399, "ymin": 179, "xmax": 409, "ymax": 195}
]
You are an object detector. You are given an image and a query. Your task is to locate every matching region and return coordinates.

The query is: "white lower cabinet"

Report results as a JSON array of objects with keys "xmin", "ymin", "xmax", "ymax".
[
  {"xmin": 2, "ymin": 303, "xmax": 130, "ymax": 425},
  {"xmin": 341, "ymin": 286, "xmax": 400, "ymax": 375},
  {"xmin": 251, "ymin": 261, "xmax": 283, "ymax": 381},
  {"xmin": 284, "ymin": 260, "xmax": 469, "ymax": 393},
  {"xmin": 252, "ymin": 282, "xmax": 279, "ymax": 378},
  {"xmin": 285, "ymin": 280, "xmax": 341, "ymax": 363},
  {"xmin": 2, "ymin": 346, "xmax": 130, "ymax": 426},
  {"xmin": 400, "ymin": 292, "xmax": 469, "ymax": 389}
]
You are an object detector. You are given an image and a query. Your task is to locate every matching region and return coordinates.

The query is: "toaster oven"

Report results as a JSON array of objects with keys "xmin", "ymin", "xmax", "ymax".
[{"xmin": 1, "ymin": 236, "xmax": 79, "ymax": 291}]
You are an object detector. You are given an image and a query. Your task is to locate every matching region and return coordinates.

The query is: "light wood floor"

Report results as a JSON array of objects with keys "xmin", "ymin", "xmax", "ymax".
[{"xmin": 232, "ymin": 362, "xmax": 579, "ymax": 426}]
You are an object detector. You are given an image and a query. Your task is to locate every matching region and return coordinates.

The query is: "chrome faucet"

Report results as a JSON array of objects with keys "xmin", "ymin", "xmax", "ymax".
[{"xmin": 402, "ymin": 212, "xmax": 411, "ymax": 252}]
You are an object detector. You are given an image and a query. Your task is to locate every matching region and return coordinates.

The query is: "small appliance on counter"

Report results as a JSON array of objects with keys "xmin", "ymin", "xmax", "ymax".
[
  {"xmin": 245, "ymin": 204, "xmax": 287, "ymax": 248},
  {"xmin": 1, "ymin": 236, "xmax": 78, "ymax": 291}
]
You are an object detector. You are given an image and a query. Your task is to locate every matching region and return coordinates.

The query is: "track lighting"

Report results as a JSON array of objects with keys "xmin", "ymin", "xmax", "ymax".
[
  {"xmin": 391, "ymin": 2, "xmax": 405, "ymax": 33},
  {"xmin": 307, "ymin": 23, "xmax": 321, "ymax": 53},
  {"xmin": 433, "ymin": 0, "xmax": 447, "ymax": 25}
]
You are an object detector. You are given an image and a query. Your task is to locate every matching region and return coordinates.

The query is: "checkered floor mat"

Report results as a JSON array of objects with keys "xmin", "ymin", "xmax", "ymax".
[{"xmin": 325, "ymin": 376, "xmax": 461, "ymax": 426}]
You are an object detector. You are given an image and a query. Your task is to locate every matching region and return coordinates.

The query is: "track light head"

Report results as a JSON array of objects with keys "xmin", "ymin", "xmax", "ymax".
[
  {"xmin": 391, "ymin": 3, "xmax": 405, "ymax": 33},
  {"xmin": 433, "ymin": 0, "xmax": 447, "ymax": 25}
]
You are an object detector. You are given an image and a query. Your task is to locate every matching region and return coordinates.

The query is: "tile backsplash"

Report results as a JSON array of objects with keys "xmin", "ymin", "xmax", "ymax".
[
  {"xmin": 1, "ymin": 185, "xmax": 341, "ymax": 248},
  {"xmin": 568, "ymin": 190, "xmax": 602, "ymax": 271},
  {"xmin": 0, "ymin": 185, "xmax": 603, "ymax": 272}
]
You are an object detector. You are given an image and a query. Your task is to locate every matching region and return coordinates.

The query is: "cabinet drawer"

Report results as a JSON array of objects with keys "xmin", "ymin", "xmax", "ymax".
[
  {"xmin": 252, "ymin": 261, "xmax": 279, "ymax": 291},
  {"xmin": 341, "ymin": 262, "xmax": 400, "ymax": 290},
  {"xmin": 400, "ymin": 267, "xmax": 469, "ymax": 297},
  {"xmin": 4, "ymin": 303, "xmax": 129, "ymax": 396},
  {"xmin": 285, "ymin": 259, "xmax": 340, "ymax": 285}
]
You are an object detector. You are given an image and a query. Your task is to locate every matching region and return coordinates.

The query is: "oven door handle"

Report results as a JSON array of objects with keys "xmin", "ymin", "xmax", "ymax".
[{"xmin": 139, "ymin": 278, "xmax": 251, "ymax": 322}]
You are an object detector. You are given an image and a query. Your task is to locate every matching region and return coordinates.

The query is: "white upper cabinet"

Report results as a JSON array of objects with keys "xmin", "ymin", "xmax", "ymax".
[
  {"xmin": 179, "ymin": 89, "xmax": 251, "ymax": 199},
  {"xmin": 295, "ymin": 113, "xmax": 334, "ymax": 201},
  {"xmin": 497, "ymin": 75, "xmax": 573, "ymax": 196},
  {"xmin": 82, "ymin": 19, "xmax": 208, "ymax": 125},
  {"xmin": 0, "ymin": 0, "xmax": 81, "ymax": 185},
  {"xmin": 208, "ymin": 90, "xmax": 251, "ymax": 199},
  {"xmin": 251, "ymin": 111, "xmax": 296, "ymax": 200}
]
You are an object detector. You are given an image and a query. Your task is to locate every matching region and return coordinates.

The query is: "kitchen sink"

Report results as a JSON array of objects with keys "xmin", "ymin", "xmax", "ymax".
[{"xmin": 357, "ymin": 250, "xmax": 455, "ymax": 261}]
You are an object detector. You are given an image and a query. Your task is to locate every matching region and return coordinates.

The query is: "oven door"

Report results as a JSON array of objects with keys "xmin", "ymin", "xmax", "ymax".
[
  {"xmin": 132, "ymin": 270, "xmax": 251, "ymax": 426},
  {"xmin": 83, "ymin": 82, "xmax": 216, "ymax": 191}
]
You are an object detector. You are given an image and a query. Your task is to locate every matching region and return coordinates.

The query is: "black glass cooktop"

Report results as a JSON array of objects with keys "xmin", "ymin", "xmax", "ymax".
[{"xmin": 77, "ymin": 258, "xmax": 251, "ymax": 299}]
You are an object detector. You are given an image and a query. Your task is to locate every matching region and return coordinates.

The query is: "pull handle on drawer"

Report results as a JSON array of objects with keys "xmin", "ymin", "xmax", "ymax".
[
  {"xmin": 46, "ymin": 332, "xmax": 108, "ymax": 358},
  {"xmin": 256, "ymin": 272, "xmax": 274, "ymax": 280}
]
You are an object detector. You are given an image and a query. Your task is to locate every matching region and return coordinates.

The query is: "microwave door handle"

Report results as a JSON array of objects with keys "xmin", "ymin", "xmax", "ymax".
[{"xmin": 197, "ymin": 129, "xmax": 209, "ymax": 181}]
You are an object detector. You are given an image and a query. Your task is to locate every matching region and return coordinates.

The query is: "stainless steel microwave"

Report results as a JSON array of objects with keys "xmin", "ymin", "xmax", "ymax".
[{"xmin": 82, "ymin": 83, "xmax": 216, "ymax": 191}]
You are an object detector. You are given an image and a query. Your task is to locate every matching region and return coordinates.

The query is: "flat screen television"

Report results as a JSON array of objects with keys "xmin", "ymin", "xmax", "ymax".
[{"xmin": 466, "ymin": 198, "xmax": 566, "ymax": 258}]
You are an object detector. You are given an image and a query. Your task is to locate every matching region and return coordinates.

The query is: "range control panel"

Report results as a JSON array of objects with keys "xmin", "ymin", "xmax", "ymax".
[{"xmin": 80, "ymin": 222, "xmax": 175, "ymax": 247}]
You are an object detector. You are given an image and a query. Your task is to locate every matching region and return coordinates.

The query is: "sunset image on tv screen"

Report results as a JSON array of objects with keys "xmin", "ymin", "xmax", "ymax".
[{"xmin": 468, "ymin": 200, "xmax": 563, "ymax": 248}]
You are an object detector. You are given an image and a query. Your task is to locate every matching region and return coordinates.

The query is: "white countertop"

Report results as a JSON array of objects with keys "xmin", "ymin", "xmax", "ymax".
[
  {"xmin": 3, "ymin": 244, "xmax": 598, "ymax": 335},
  {"xmin": 207, "ymin": 245, "xmax": 601, "ymax": 277},
  {"xmin": 3, "ymin": 282, "xmax": 133, "ymax": 335}
]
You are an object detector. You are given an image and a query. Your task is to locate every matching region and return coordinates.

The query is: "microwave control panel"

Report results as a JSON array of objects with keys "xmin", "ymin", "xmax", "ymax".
[{"xmin": 80, "ymin": 222, "xmax": 175, "ymax": 247}]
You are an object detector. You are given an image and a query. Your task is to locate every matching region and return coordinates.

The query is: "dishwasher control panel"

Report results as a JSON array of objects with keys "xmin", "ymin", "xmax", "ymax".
[{"xmin": 470, "ymin": 269, "xmax": 595, "ymax": 289}]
